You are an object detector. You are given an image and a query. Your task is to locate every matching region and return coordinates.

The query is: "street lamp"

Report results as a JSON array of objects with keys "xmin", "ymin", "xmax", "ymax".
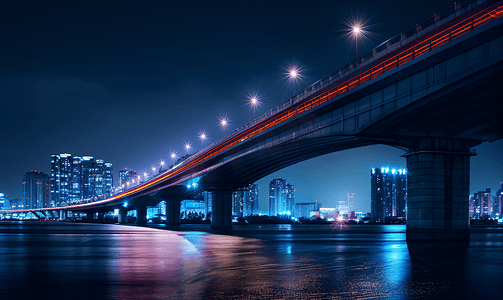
[
  {"xmin": 353, "ymin": 25, "xmax": 361, "ymax": 62},
  {"xmin": 248, "ymin": 95, "xmax": 260, "ymax": 119},
  {"xmin": 288, "ymin": 68, "xmax": 299, "ymax": 98},
  {"xmin": 184, "ymin": 142, "xmax": 191, "ymax": 155},
  {"xmin": 219, "ymin": 117, "xmax": 229, "ymax": 135},
  {"xmin": 199, "ymin": 131, "xmax": 207, "ymax": 149}
]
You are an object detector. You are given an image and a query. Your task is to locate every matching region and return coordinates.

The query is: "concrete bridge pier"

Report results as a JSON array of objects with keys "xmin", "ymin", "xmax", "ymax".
[
  {"xmin": 404, "ymin": 138, "xmax": 474, "ymax": 243},
  {"xmin": 59, "ymin": 210, "xmax": 67, "ymax": 221},
  {"xmin": 118, "ymin": 210, "xmax": 128, "ymax": 224},
  {"xmin": 97, "ymin": 212, "xmax": 104, "ymax": 223},
  {"xmin": 165, "ymin": 200, "xmax": 181, "ymax": 226},
  {"xmin": 136, "ymin": 206, "xmax": 147, "ymax": 225},
  {"xmin": 210, "ymin": 189, "xmax": 233, "ymax": 229}
]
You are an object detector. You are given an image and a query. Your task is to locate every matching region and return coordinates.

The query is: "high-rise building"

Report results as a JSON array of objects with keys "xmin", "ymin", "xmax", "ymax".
[
  {"xmin": 70, "ymin": 156, "xmax": 83, "ymax": 203},
  {"xmin": 371, "ymin": 167, "xmax": 407, "ymax": 223},
  {"xmin": 244, "ymin": 184, "xmax": 259, "ymax": 216},
  {"xmin": 50, "ymin": 154, "xmax": 72, "ymax": 204},
  {"xmin": 269, "ymin": 178, "xmax": 294, "ymax": 216},
  {"xmin": 471, "ymin": 188, "xmax": 492, "ymax": 218},
  {"xmin": 495, "ymin": 182, "xmax": 502, "ymax": 218},
  {"xmin": 23, "ymin": 171, "xmax": 50, "ymax": 209},
  {"xmin": 104, "ymin": 163, "xmax": 113, "ymax": 198},
  {"xmin": 51, "ymin": 154, "xmax": 112, "ymax": 205},
  {"xmin": 0, "ymin": 193, "xmax": 7, "ymax": 210},
  {"xmin": 232, "ymin": 190, "xmax": 244, "ymax": 218}
]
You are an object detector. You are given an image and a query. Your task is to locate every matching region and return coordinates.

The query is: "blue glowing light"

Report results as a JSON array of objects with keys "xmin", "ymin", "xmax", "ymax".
[{"xmin": 123, "ymin": 202, "xmax": 128, "ymax": 208}]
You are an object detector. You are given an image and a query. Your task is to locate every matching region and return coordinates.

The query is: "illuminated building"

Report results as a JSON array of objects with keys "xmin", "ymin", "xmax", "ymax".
[
  {"xmin": 50, "ymin": 153, "xmax": 72, "ymax": 204},
  {"xmin": 23, "ymin": 171, "xmax": 50, "ymax": 209},
  {"xmin": 0, "ymin": 193, "xmax": 7, "ymax": 210},
  {"xmin": 233, "ymin": 190, "xmax": 244, "ymax": 218},
  {"xmin": 269, "ymin": 178, "xmax": 294, "ymax": 216},
  {"xmin": 70, "ymin": 156, "xmax": 83, "ymax": 203},
  {"xmin": 51, "ymin": 153, "xmax": 112, "ymax": 205},
  {"xmin": 233, "ymin": 184, "xmax": 260, "ymax": 217},
  {"xmin": 244, "ymin": 184, "xmax": 259, "ymax": 216},
  {"xmin": 104, "ymin": 163, "xmax": 113, "ymax": 198},
  {"xmin": 371, "ymin": 167, "xmax": 407, "ymax": 223},
  {"xmin": 294, "ymin": 202, "xmax": 316, "ymax": 218},
  {"xmin": 472, "ymin": 188, "xmax": 492, "ymax": 218},
  {"xmin": 495, "ymin": 182, "xmax": 502, "ymax": 218}
]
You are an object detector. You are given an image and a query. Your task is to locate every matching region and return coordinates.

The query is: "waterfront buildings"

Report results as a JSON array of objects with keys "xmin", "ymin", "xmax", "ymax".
[
  {"xmin": 50, "ymin": 154, "xmax": 112, "ymax": 205},
  {"xmin": 0, "ymin": 193, "xmax": 6, "ymax": 210},
  {"xmin": 244, "ymin": 184, "xmax": 259, "ymax": 216},
  {"xmin": 23, "ymin": 171, "xmax": 50, "ymax": 209},
  {"xmin": 269, "ymin": 178, "xmax": 294, "ymax": 216},
  {"xmin": 470, "ymin": 188, "xmax": 492, "ymax": 218},
  {"xmin": 371, "ymin": 167, "xmax": 407, "ymax": 223},
  {"xmin": 470, "ymin": 184, "xmax": 502, "ymax": 219}
]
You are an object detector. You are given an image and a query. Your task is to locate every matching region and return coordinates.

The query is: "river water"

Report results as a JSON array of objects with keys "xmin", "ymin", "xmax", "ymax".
[{"xmin": 0, "ymin": 221, "xmax": 501, "ymax": 299}]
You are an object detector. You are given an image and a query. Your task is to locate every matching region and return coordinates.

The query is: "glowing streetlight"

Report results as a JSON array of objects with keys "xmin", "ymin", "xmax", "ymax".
[
  {"xmin": 248, "ymin": 95, "xmax": 260, "ymax": 118},
  {"xmin": 199, "ymin": 131, "xmax": 207, "ymax": 149},
  {"xmin": 184, "ymin": 142, "xmax": 191, "ymax": 155},
  {"xmin": 219, "ymin": 116, "xmax": 230, "ymax": 135}
]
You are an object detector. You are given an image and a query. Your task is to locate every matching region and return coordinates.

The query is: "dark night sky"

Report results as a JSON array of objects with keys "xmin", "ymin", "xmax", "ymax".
[{"xmin": 1, "ymin": 0, "xmax": 502, "ymax": 213}]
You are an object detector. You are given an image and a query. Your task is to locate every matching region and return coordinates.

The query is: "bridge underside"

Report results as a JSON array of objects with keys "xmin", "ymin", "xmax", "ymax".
[{"xmin": 360, "ymin": 54, "xmax": 503, "ymax": 145}]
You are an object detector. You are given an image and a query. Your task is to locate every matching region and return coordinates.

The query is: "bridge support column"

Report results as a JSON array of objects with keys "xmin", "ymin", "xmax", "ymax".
[
  {"xmin": 136, "ymin": 206, "xmax": 147, "ymax": 225},
  {"xmin": 210, "ymin": 189, "xmax": 233, "ymax": 229},
  {"xmin": 31, "ymin": 211, "xmax": 41, "ymax": 220},
  {"xmin": 59, "ymin": 210, "xmax": 67, "ymax": 221},
  {"xmin": 404, "ymin": 138, "xmax": 474, "ymax": 243},
  {"xmin": 97, "ymin": 212, "xmax": 104, "ymax": 223},
  {"xmin": 118, "ymin": 210, "xmax": 128, "ymax": 224},
  {"xmin": 165, "ymin": 200, "xmax": 181, "ymax": 226}
]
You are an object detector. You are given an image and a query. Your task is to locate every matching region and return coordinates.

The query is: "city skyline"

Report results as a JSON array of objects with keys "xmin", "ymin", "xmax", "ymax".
[{"xmin": 1, "ymin": 0, "xmax": 502, "ymax": 214}]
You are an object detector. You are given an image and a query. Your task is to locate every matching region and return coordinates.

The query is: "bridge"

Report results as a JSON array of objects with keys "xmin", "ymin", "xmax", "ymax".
[{"xmin": 3, "ymin": 0, "xmax": 502, "ymax": 242}]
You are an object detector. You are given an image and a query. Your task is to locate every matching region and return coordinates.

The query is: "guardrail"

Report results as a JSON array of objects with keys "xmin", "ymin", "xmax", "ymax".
[{"xmin": 188, "ymin": 0, "xmax": 490, "ymax": 161}]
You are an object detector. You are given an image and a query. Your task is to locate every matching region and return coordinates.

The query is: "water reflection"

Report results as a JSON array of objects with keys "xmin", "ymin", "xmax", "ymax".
[{"xmin": 0, "ymin": 222, "xmax": 501, "ymax": 299}]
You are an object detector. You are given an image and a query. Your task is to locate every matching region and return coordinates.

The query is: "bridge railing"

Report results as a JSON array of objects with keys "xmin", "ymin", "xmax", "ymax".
[{"xmin": 179, "ymin": 0, "xmax": 491, "ymax": 169}]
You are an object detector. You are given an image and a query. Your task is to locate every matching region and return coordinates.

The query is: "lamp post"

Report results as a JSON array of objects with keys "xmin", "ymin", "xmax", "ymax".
[
  {"xmin": 353, "ymin": 26, "xmax": 361, "ymax": 63},
  {"xmin": 199, "ymin": 132, "xmax": 207, "ymax": 149},
  {"xmin": 184, "ymin": 143, "xmax": 191, "ymax": 155},
  {"xmin": 289, "ymin": 68, "xmax": 299, "ymax": 98},
  {"xmin": 219, "ymin": 117, "xmax": 229, "ymax": 135},
  {"xmin": 249, "ymin": 96, "xmax": 259, "ymax": 119}
]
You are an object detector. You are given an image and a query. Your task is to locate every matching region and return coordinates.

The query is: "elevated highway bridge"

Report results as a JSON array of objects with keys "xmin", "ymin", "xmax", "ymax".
[{"xmin": 3, "ymin": 0, "xmax": 502, "ymax": 242}]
